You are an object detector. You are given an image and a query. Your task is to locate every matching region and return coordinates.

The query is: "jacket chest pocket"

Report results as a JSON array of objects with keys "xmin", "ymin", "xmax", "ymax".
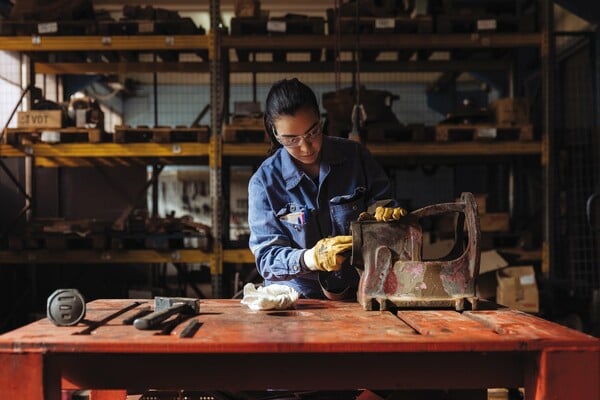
[
  {"xmin": 329, "ymin": 187, "xmax": 366, "ymax": 235},
  {"xmin": 276, "ymin": 203, "xmax": 319, "ymax": 248}
]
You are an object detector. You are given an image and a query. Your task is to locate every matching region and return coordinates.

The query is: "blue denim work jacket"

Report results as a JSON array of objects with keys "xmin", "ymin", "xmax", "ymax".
[{"xmin": 248, "ymin": 136, "xmax": 395, "ymax": 298}]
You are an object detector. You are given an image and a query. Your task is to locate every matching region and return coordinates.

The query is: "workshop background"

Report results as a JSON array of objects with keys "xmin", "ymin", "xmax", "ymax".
[{"xmin": 0, "ymin": 0, "xmax": 598, "ymax": 338}]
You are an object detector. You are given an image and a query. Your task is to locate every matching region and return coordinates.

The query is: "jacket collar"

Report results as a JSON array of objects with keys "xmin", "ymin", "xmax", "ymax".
[{"xmin": 280, "ymin": 136, "xmax": 345, "ymax": 190}]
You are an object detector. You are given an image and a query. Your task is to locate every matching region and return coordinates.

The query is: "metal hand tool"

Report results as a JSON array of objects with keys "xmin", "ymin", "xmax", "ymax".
[
  {"xmin": 179, "ymin": 319, "xmax": 202, "ymax": 338},
  {"xmin": 47, "ymin": 288, "xmax": 86, "ymax": 326},
  {"xmin": 134, "ymin": 297, "xmax": 200, "ymax": 330},
  {"xmin": 122, "ymin": 306, "xmax": 152, "ymax": 325}
]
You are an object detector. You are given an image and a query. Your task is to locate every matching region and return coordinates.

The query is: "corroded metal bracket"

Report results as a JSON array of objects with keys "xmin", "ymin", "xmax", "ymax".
[{"xmin": 352, "ymin": 192, "xmax": 480, "ymax": 311}]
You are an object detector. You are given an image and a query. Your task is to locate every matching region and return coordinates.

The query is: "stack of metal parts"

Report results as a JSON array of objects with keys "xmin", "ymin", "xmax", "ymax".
[
  {"xmin": 112, "ymin": 211, "xmax": 212, "ymax": 251},
  {"xmin": 322, "ymin": 86, "xmax": 406, "ymax": 141},
  {"xmin": 3, "ymin": 214, "xmax": 212, "ymax": 251}
]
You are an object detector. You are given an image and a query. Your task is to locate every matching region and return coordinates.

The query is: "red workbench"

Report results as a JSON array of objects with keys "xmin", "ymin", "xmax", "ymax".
[{"xmin": 0, "ymin": 299, "xmax": 598, "ymax": 400}]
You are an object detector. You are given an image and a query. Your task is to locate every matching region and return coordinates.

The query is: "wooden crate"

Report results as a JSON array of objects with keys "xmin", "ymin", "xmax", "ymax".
[
  {"xmin": 17, "ymin": 110, "xmax": 62, "ymax": 129},
  {"xmin": 152, "ymin": 126, "xmax": 210, "ymax": 143},
  {"xmin": 491, "ymin": 97, "xmax": 530, "ymax": 126},
  {"xmin": 223, "ymin": 120, "xmax": 269, "ymax": 143}
]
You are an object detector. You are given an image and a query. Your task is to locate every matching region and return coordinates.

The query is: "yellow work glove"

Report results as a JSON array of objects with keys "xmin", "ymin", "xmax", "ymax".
[
  {"xmin": 374, "ymin": 206, "xmax": 407, "ymax": 221},
  {"xmin": 303, "ymin": 236, "xmax": 352, "ymax": 272},
  {"xmin": 358, "ymin": 206, "xmax": 407, "ymax": 222}
]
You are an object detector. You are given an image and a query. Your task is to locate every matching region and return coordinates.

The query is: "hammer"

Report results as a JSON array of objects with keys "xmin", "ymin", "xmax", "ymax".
[{"xmin": 133, "ymin": 297, "xmax": 199, "ymax": 330}]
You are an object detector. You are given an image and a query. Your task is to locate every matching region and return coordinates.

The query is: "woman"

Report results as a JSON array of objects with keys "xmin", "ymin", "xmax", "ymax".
[{"xmin": 248, "ymin": 78, "xmax": 402, "ymax": 299}]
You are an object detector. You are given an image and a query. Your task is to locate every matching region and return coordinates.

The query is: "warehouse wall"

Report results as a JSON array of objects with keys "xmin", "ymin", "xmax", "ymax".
[{"xmin": 120, "ymin": 75, "xmax": 494, "ymax": 129}]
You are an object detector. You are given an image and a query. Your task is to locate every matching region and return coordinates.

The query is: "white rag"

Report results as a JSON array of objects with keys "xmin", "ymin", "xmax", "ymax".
[{"xmin": 240, "ymin": 283, "xmax": 299, "ymax": 311}]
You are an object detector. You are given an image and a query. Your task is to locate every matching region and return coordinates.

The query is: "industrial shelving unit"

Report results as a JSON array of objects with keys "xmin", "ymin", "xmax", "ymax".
[
  {"xmin": 0, "ymin": 34, "xmax": 221, "ymax": 297},
  {"xmin": 218, "ymin": 1, "xmax": 554, "ymax": 279},
  {"xmin": 0, "ymin": 0, "xmax": 555, "ymax": 298}
]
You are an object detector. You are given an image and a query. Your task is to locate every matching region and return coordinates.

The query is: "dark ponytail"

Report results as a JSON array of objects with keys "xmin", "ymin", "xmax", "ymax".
[{"xmin": 264, "ymin": 78, "xmax": 319, "ymax": 154}]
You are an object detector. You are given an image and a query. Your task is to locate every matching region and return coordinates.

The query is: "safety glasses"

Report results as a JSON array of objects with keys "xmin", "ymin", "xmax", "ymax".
[{"xmin": 273, "ymin": 120, "xmax": 322, "ymax": 148}]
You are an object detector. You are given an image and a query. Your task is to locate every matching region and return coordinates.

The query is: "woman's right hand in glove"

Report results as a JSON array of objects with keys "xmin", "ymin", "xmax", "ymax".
[{"xmin": 303, "ymin": 236, "xmax": 352, "ymax": 272}]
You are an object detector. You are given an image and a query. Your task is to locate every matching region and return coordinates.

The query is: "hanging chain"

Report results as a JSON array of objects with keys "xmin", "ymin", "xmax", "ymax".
[
  {"xmin": 354, "ymin": 0, "xmax": 360, "ymax": 105},
  {"xmin": 334, "ymin": 0, "xmax": 341, "ymax": 91}
]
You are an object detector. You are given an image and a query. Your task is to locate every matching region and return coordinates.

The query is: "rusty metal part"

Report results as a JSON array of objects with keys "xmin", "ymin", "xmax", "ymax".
[{"xmin": 352, "ymin": 192, "xmax": 480, "ymax": 311}]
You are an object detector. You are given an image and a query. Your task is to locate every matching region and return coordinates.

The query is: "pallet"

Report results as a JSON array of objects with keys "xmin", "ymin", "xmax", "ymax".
[
  {"xmin": 4, "ymin": 127, "xmax": 103, "ymax": 145},
  {"xmin": 223, "ymin": 120, "xmax": 269, "ymax": 143},
  {"xmin": 113, "ymin": 125, "xmax": 209, "ymax": 143},
  {"xmin": 435, "ymin": 124, "xmax": 533, "ymax": 142},
  {"xmin": 231, "ymin": 16, "xmax": 324, "ymax": 62},
  {"xmin": 168, "ymin": 126, "xmax": 210, "ymax": 143}
]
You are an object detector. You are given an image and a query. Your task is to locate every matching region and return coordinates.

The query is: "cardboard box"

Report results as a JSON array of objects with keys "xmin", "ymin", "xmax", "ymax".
[
  {"xmin": 480, "ymin": 213, "xmax": 510, "ymax": 232},
  {"xmin": 17, "ymin": 110, "xmax": 62, "ymax": 129},
  {"xmin": 435, "ymin": 212, "xmax": 509, "ymax": 236},
  {"xmin": 477, "ymin": 250, "xmax": 509, "ymax": 299},
  {"xmin": 496, "ymin": 266, "xmax": 539, "ymax": 313},
  {"xmin": 453, "ymin": 193, "xmax": 487, "ymax": 213},
  {"xmin": 492, "ymin": 97, "xmax": 529, "ymax": 126}
]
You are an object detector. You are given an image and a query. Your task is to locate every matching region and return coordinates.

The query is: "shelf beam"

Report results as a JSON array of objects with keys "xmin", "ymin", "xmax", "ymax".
[
  {"xmin": 0, "ymin": 33, "xmax": 540, "ymax": 53},
  {"xmin": 367, "ymin": 141, "xmax": 543, "ymax": 157},
  {"xmin": 0, "ymin": 144, "xmax": 26, "ymax": 157},
  {"xmin": 0, "ymin": 249, "xmax": 211, "ymax": 264},
  {"xmin": 223, "ymin": 33, "xmax": 542, "ymax": 50},
  {"xmin": 34, "ymin": 60, "xmax": 513, "ymax": 75},
  {"xmin": 35, "ymin": 62, "xmax": 210, "ymax": 75},
  {"xmin": 223, "ymin": 143, "xmax": 270, "ymax": 157},
  {"xmin": 228, "ymin": 60, "xmax": 513, "ymax": 74},
  {"xmin": 0, "ymin": 35, "xmax": 209, "ymax": 51},
  {"xmin": 223, "ymin": 248, "xmax": 255, "ymax": 264},
  {"xmin": 20, "ymin": 143, "xmax": 210, "ymax": 158},
  {"xmin": 2, "ymin": 141, "xmax": 542, "ymax": 166},
  {"xmin": 223, "ymin": 141, "xmax": 542, "ymax": 158}
]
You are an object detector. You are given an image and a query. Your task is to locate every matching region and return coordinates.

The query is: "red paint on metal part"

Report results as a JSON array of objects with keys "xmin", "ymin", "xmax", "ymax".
[{"xmin": 383, "ymin": 268, "xmax": 397, "ymax": 294}]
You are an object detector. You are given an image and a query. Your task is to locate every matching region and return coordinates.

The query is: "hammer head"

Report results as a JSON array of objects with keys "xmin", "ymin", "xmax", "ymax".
[{"xmin": 154, "ymin": 296, "xmax": 200, "ymax": 313}]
